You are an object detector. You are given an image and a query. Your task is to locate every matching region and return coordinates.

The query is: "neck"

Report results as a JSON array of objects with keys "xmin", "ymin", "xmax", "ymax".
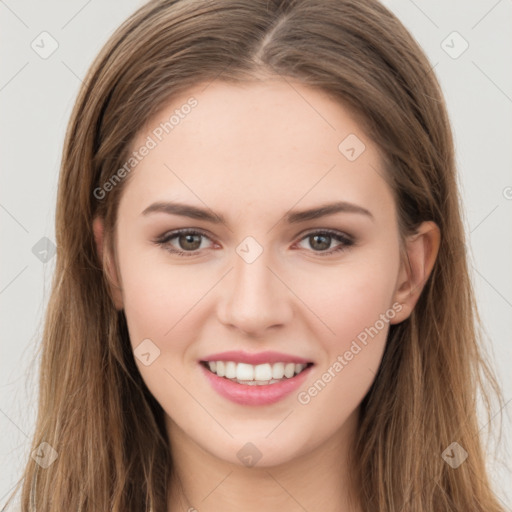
[{"xmin": 166, "ymin": 409, "xmax": 362, "ymax": 512}]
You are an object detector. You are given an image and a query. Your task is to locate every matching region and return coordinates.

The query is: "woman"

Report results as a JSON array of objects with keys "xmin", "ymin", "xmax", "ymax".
[{"xmin": 4, "ymin": 0, "xmax": 506, "ymax": 510}]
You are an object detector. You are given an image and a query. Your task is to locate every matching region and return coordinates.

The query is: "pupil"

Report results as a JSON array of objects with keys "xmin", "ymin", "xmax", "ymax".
[
  {"xmin": 180, "ymin": 234, "xmax": 200, "ymax": 250},
  {"xmin": 311, "ymin": 234, "xmax": 330, "ymax": 251},
  {"xmin": 177, "ymin": 234, "xmax": 333, "ymax": 252}
]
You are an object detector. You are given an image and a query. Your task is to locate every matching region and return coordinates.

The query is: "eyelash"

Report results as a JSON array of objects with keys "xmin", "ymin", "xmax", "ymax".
[{"xmin": 154, "ymin": 228, "xmax": 355, "ymax": 257}]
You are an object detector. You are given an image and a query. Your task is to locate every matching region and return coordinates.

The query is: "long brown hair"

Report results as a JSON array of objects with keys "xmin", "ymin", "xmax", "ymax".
[{"xmin": 4, "ymin": 0, "xmax": 506, "ymax": 510}]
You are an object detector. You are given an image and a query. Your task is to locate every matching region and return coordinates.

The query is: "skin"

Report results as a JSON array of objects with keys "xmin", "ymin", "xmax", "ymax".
[{"xmin": 93, "ymin": 78, "xmax": 440, "ymax": 511}]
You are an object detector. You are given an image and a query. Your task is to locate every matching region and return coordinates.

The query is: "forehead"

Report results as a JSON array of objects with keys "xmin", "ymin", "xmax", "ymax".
[{"xmin": 119, "ymin": 79, "xmax": 393, "ymax": 224}]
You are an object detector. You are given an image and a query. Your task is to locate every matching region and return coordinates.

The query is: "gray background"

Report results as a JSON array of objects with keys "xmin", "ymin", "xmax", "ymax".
[{"xmin": 1, "ymin": 0, "xmax": 511, "ymax": 509}]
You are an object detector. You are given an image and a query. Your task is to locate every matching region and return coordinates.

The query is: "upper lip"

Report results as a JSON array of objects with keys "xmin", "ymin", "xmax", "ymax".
[{"xmin": 200, "ymin": 350, "xmax": 313, "ymax": 365}]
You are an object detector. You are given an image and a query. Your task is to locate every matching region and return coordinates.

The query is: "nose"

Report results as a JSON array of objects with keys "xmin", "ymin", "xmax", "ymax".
[{"xmin": 216, "ymin": 246, "xmax": 293, "ymax": 337}]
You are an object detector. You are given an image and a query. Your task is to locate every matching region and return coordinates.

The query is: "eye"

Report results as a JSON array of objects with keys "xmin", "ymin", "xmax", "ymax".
[
  {"xmin": 295, "ymin": 230, "xmax": 354, "ymax": 256},
  {"xmin": 154, "ymin": 229, "xmax": 214, "ymax": 256},
  {"xmin": 154, "ymin": 228, "xmax": 354, "ymax": 257}
]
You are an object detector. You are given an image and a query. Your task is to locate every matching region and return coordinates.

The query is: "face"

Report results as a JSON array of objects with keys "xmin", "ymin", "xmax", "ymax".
[{"xmin": 97, "ymin": 79, "xmax": 421, "ymax": 467}]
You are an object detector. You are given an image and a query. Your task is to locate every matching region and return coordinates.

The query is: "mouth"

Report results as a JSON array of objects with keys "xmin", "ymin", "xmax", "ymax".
[
  {"xmin": 198, "ymin": 350, "xmax": 315, "ymax": 405},
  {"xmin": 200, "ymin": 360, "xmax": 314, "ymax": 386}
]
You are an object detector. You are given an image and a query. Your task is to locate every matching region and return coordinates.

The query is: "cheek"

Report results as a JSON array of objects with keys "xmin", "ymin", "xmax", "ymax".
[
  {"xmin": 116, "ymin": 243, "xmax": 203, "ymax": 352},
  {"xmin": 118, "ymin": 257, "xmax": 207, "ymax": 409},
  {"xmin": 322, "ymin": 275, "xmax": 395, "ymax": 343},
  {"xmin": 297, "ymin": 253, "xmax": 400, "ymax": 349},
  {"xmin": 296, "ymin": 250, "xmax": 400, "ymax": 408},
  {"xmin": 119, "ymin": 235, "xmax": 400, "ymax": 351},
  {"xmin": 293, "ymin": 265, "xmax": 397, "ymax": 427}
]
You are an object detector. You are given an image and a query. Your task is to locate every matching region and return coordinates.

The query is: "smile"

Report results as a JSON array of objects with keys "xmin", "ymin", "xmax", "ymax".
[
  {"xmin": 201, "ymin": 360, "xmax": 313, "ymax": 385},
  {"xmin": 198, "ymin": 351, "xmax": 315, "ymax": 406}
]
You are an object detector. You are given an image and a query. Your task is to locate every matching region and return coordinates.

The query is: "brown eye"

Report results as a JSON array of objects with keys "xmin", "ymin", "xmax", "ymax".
[
  {"xmin": 155, "ymin": 229, "xmax": 214, "ymax": 256},
  {"xmin": 308, "ymin": 234, "xmax": 331, "ymax": 251},
  {"xmin": 177, "ymin": 233, "xmax": 202, "ymax": 251},
  {"xmin": 297, "ymin": 230, "xmax": 354, "ymax": 256}
]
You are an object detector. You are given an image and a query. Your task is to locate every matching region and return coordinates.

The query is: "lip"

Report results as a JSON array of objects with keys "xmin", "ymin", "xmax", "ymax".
[
  {"xmin": 200, "ymin": 350, "xmax": 312, "ymax": 365},
  {"xmin": 200, "ymin": 362, "xmax": 313, "ymax": 406}
]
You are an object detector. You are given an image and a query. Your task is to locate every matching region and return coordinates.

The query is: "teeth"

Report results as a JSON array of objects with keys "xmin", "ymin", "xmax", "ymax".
[
  {"xmin": 236, "ymin": 363, "xmax": 254, "ymax": 380},
  {"xmin": 272, "ymin": 362, "xmax": 285, "ymax": 379},
  {"xmin": 225, "ymin": 361, "xmax": 237, "ymax": 379},
  {"xmin": 254, "ymin": 363, "xmax": 272, "ymax": 381},
  {"xmin": 204, "ymin": 360, "xmax": 309, "ymax": 384},
  {"xmin": 216, "ymin": 361, "xmax": 225, "ymax": 377},
  {"xmin": 284, "ymin": 363, "xmax": 295, "ymax": 378}
]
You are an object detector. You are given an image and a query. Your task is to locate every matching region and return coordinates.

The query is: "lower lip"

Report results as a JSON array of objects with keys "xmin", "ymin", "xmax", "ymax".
[{"xmin": 200, "ymin": 363, "xmax": 313, "ymax": 406}]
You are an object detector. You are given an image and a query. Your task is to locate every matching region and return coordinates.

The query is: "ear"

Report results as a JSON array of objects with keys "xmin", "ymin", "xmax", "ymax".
[
  {"xmin": 390, "ymin": 221, "xmax": 441, "ymax": 324},
  {"xmin": 93, "ymin": 216, "xmax": 124, "ymax": 310}
]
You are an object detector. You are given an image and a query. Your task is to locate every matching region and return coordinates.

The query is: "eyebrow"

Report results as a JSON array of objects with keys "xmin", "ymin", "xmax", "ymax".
[{"xmin": 141, "ymin": 200, "xmax": 374, "ymax": 224}]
